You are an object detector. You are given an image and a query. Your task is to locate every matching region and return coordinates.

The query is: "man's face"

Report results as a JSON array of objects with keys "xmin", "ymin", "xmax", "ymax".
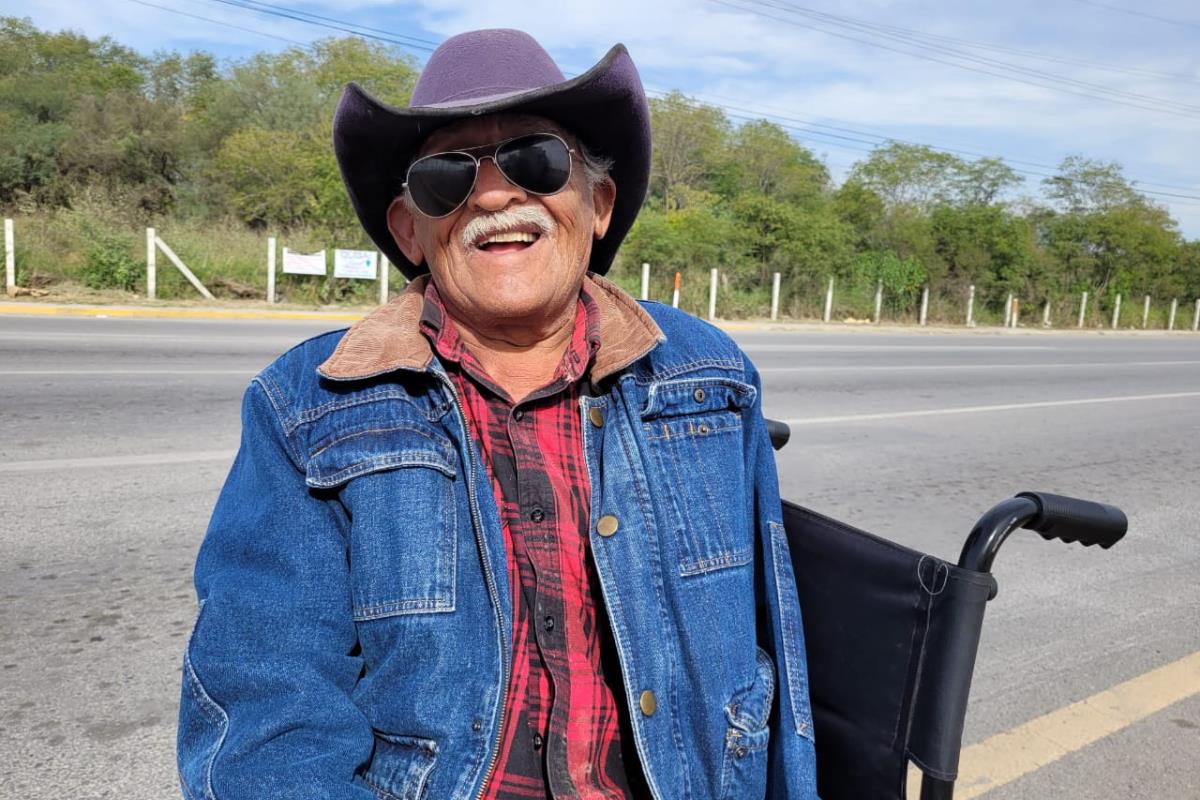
[{"xmin": 386, "ymin": 114, "xmax": 616, "ymax": 328}]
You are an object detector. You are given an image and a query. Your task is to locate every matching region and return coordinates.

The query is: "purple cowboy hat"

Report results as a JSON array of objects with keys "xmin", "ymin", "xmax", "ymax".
[{"xmin": 332, "ymin": 29, "xmax": 650, "ymax": 280}]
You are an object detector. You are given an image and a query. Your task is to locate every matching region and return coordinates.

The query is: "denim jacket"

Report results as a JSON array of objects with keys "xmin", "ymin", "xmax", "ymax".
[{"xmin": 178, "ymin": 274, "xmax": 818, "ymax": 800}]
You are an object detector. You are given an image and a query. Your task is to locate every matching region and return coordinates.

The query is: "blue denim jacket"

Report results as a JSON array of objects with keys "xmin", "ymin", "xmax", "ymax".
[{"xmin": 178, "ymin": 275, "xmax": 818, "ymax": 800}]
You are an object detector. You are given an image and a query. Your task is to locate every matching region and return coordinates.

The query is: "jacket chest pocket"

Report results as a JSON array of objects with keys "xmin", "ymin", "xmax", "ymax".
[
  {"xmin": 641, "ymin": 377, "xmax": 757, "ymax": 577},
  {"xmin": 306, "ymin": 425, "xmax": 458, "ymax": 620}
]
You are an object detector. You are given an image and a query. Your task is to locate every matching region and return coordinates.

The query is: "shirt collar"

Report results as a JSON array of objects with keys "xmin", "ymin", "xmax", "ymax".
[{"xmin": 317, "ymin": 272, "xmax": 663, "ymax": 383}]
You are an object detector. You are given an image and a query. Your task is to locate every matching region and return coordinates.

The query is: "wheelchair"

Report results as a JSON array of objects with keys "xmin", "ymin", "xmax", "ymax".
[{"xmin": 767, "ymin": 420, "xmax": 1128, "ymax": 800}]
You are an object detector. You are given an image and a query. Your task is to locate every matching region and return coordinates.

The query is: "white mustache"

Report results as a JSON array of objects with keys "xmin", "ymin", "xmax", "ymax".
[{"xmin": 460, "ymin": 206, "xmax": 556, "ymax": 249}]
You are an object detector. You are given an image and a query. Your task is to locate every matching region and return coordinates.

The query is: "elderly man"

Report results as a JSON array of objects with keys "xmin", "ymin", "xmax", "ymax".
[{"xmin": 177, "ymin": 29, "xmax": 818, "ymax": 800}]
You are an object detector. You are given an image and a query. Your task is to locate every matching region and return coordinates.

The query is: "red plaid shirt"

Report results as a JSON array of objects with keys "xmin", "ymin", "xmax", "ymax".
[{"xmin": 420, "ymin": 283, "xmax": 649, "ymax": 800}]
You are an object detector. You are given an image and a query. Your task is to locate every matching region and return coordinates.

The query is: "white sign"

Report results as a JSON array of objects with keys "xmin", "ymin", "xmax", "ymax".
[
  {"xmin": 282, "ymin": 248, "xmax": 327, "ymax": 276},
  {"xmin": 334, "ymin": 249, "xmax": 378, "ymax": 280}
]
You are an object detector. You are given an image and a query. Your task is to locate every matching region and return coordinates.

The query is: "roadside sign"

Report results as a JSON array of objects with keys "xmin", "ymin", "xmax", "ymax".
[
  {"xmin": 333, "ymin": 249, "xmax": 378, "ymax": 280},
  {"xmin": 282, "ymin": 248, "xmax": 327, "ymax": 276}
]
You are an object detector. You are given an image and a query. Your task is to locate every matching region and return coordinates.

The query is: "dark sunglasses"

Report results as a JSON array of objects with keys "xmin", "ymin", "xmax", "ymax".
[{"xmin": 402, "ymin": 132, "xmax": 576, "ymax": 218}]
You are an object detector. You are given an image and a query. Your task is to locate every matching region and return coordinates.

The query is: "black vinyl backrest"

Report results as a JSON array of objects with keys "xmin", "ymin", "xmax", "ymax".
[{"xmin": 782, "ymin": 502, "xmax": 996, "ymax": 799}]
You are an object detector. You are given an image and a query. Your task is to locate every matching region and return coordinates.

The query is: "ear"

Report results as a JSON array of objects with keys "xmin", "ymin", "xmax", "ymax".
[
  {"xmin": 591, "ymin": 177, "xmax": 617, "ymax": 239},
  {"xmin": 386, "ymin": 196, "xmax": 425, "ymax": 266}
]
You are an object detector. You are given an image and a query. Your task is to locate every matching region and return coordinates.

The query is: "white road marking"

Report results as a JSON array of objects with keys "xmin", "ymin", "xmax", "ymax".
[
  {"xmin": 759, "ymin": 359, "xmax": 1200, "ymax": 373},
  {"xmin": 781, "ymin": 391, "xmax": 1200, "ymax": 425},
  {"xmin": 0, "ymin": 451, "xmax": 235, "ymax": 473}
]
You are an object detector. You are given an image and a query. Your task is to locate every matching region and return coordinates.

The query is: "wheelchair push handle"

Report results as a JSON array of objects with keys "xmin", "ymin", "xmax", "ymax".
[
  {"xmin": 959, "ymin": 491, "xmax": 1127, "ymax": 576},
  {"xmin": 767, "ymin": 419, "xmax": 791, "ymax": 451},
  {"xmin": 1016, "ymin": 491, "xmax": 1127, "ymax": 550}
]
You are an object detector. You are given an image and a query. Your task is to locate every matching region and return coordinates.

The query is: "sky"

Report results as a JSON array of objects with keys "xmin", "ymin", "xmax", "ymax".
[{"xmin": 11, "ymin": 0, "xmax": 1200, "ymax": 237}]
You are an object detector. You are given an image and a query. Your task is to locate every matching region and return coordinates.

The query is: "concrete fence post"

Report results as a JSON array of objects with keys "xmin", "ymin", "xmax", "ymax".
[
  {"xmin": 1193, "ymin": 298, "xmax": 1199, "ymax": 332},
  {"xmin": 1004, "ymin": 293, "xmax": 1013, "ymax": 328},
  {"xmin": 378, "ymin": 252, "xmax": 388, "ymax": 305},
  {"xmin": 146, "ymin": 227, "xmax": 156, "ymax": 300},
  {"xmin": 671, "ymin": 272, "xmax": 681, "ymax": 309},
  {"xmin": 4, "ymin": 218, "xmax": 14, "ymax": 296},
  {"xmin": 966, "ymin": 284, "xmax": 975, "ymax": 327},
  {"xmin": 1011, "ymin": 298, "xmax": 1020, "ymax": 328},
  {"xmin": 641, "ymin": 262, "xmax": 650, "ymax": 301},
  {"xmin": 770, "ymin": 272, "xmax": 781, "ymax": 321},
  {"xmin": 1112, "ymin": 293, "xmax": 1122, "ymax": 329},
  {"xmin": 1042, "ymin": 300, "xmax": 1051, "ymax": 328},
  {"xmin": 1168, "ymin": 298, "xmax": 1177, "ymax": 331},
  {"xmin": 823, "ymin": 277, "xmax": 834, "ymax": 323},
  {"xmin": 919, "ymin": 285, "xmax": 929, "ymax": 326},
  {"xmin": 708, "ymin": 268, "xmax": 718, "ymax": 320},
  {"xmin": 1142, "ymin": 294, "xmax": 1151, "ymax": 328},
  {"xmin": 266, "ymin": 236, "xmax": 277, "ymax": 304},
  {"xmin": 1078, "ymin": 291, "xmax": 1088, "ymax": 328},
  {"xmin": 873, "ymin": 280, "xmax": 882, "ymax": 324}
]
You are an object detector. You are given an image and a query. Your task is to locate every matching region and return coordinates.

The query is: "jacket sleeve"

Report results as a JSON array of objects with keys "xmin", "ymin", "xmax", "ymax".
[
  {"xmin": 743, "ymin": 358, "xmax": 822, "ymax": 799},
  {"xmin": 177, "ymin": 378, "xmax": 375, "ymax": 800}
]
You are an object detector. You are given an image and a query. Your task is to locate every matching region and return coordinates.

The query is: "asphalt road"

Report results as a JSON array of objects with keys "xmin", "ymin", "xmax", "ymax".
[{"xmin": 1, "ymin": 312, "xmax": 1198, "ymax": 799}]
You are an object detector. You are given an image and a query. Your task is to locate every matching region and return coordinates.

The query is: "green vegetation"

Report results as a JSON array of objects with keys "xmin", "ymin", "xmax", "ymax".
[{"xmin": 1, "ymin": 17, "xmax": 1197, "ymax": 321}]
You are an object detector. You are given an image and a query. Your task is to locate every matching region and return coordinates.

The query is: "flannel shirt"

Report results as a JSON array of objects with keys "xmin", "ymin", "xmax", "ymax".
[{"xmin": 420, "ymin": 282, "xmax": 649, "ymax": 799}]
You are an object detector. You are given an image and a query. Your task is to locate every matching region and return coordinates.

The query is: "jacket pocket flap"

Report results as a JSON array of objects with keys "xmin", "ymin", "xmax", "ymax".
[
  {"xmin": 305, "ymin": 425, "xmax": 456, "ymax": 489},
  {"xmin": 641, "ymin": 377, "xmax": 757, "ymax": 419}
]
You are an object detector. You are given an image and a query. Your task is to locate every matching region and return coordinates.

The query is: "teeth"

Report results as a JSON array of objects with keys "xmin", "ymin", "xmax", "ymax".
[{"xmin": 482, "ymin": 231, "xmax": 537, "ymax": 245}]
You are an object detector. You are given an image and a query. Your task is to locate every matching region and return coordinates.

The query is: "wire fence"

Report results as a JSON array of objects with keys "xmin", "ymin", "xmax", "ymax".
[{"xmin": 5, "ymin": 218, "xmax": 1199, "ymax": 332}]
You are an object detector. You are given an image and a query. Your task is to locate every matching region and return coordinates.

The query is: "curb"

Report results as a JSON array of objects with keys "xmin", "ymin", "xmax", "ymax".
[{"xmin": 0, "ymin": 300, "xmax": 1190, "ymax": 336}]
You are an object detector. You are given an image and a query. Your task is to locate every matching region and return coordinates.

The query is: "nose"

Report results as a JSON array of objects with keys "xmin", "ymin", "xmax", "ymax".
[{"xmin": 467, "ymin": 157, "xmax": 527, "ymax": 212}]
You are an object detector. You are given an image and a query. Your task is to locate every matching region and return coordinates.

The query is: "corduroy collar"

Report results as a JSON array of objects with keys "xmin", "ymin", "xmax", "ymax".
[{"xmin": 317, "ymin": 272, "xmax": 663, "ymax": 383}]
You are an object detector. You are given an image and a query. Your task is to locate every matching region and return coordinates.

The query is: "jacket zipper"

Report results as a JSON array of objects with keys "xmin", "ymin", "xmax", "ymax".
[{"xmin": 436, "ymin": 373, "xmax": 511, "ymax": 799}]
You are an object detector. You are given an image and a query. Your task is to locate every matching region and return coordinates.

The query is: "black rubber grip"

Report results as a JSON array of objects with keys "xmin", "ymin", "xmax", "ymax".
[
  {"xmin": 1016, "ymin": 492, "xmax": 1127, "ymax": 549},
  {"xmin": 766, "ymin": 419, "xmax": 791, "ymax": 451}
]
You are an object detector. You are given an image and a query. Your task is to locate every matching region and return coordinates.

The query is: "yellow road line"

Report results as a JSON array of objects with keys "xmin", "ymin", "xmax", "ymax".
[
  {"xmin": 906, "ymin": 650, "xmax": 1200, "ymax": 797},
  {"xmin": 0, "ymin": 302, "xmax": 365, "ymax": 321}
]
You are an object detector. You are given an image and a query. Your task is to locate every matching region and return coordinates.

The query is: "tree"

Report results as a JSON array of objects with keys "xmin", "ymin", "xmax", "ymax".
[
  {"xmin": 720, "ymin": 120, "xmax": 828, "ymax": 203},
  {"xmin": 1043, "ymin": 155, "xmax": 1142, "ymax": 214},
  {"xmin": 648, "ymin": 91, "xmax": 730, "ymax": 210},
  {"xmin": 849, "ymin": 142, "xmax": 965, "ymax": 210}
]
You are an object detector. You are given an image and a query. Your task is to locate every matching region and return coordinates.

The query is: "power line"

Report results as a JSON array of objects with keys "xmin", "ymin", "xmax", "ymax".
[
  {"xmin": 127, "ymin": 0, "xmax": 1200, "ymax": 203},
  {"xmin": 709, "ymin": 0, "xmax": 1200, "ymax": 118},
  {"xmin": 195, "ymin": 0, "xmax": 437, "ymax": 53},
  {"xmin": 1065, "ymin": 0, "xmax": 1200, "ymax": 31},
  {"xmin": 124, "ymin": 0, "xmax": 309, "ymax": 47}
]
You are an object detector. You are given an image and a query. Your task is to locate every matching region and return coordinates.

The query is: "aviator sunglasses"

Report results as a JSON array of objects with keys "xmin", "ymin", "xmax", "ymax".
[{"xmin": 402, "ymin": 132, "xmax": 576, "ymax": 218}]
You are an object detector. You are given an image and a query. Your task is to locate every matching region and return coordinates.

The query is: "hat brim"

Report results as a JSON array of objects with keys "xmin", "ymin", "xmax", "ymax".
[{"xmin": 333, "ymin": 44, "xmax": 650, "ymax": 280}]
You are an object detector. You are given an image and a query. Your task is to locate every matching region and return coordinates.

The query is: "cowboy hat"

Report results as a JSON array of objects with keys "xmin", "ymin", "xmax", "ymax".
[{"xmin": 332, "ymin": 28, "xmax": 650, "ymax": 280}]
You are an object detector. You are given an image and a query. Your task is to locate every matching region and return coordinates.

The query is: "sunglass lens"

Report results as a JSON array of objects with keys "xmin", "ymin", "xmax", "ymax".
[
  {"xmin": 407, "ymin": 153, "xmax": 477, "ymax": 217},
  {"xmin": 497, "ymin": 134, "xmax": 572, "ymax": 195}
]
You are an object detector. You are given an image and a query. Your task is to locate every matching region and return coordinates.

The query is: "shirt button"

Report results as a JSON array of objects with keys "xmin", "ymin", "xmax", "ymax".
[
  {"xmin": 588, "ymin": 407, "xmax": 605, "ymax": 427},
  {"xmin": 532, "ymin": 733, "xmax": 544, "ymax": 750},
  {"xmin": 471, "ymin": 719, "xmax": 482, "ymax": 732},
  {"xmin": 639, "ymin": 690, "xmax": 657, "ymax": 717},
  {"xmin": 513, "ymin": 409, "xmax": 525, "ymax": 421},
  {"xmin": 543, "ymin": 615, "xmax": 555, "ymax": 632},
  {"xmin": 597, "ymin": 515, "xmax": 619, "ymax": 537},
  {"xmin": 530, "ymin": 506, "xmax": 545, "ymax": 523}
]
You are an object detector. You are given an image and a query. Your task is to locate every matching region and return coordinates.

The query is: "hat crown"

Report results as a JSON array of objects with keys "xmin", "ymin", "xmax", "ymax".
[{"xmin": 411, "ymin": 29, "xmax": 566, "ymax": 108}]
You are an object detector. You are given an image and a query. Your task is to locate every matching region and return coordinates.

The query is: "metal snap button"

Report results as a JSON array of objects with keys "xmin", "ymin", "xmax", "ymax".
[
  {"xmin": 530, "ymin": 507, "xmax": 545, "ymax": 523},
  {"xmin": 693, "ymin": 388, "xmax": 706, "ymax": 403},
  {"xmin": 588, "ymin": 407, "xmax": 605, "ymax": 427},
  {"xmin": 639, "ymin": 690, "xmax": 656, "ymax": 716},
  {"xmin": 597, "ymin": 515, "xmax": 619, "ymax": 537}
]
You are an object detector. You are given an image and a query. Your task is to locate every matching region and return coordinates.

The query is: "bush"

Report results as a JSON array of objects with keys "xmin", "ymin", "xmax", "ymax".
[{"xmin": 81, "ymin": 232, "xmax": 140, "ymax": 291}]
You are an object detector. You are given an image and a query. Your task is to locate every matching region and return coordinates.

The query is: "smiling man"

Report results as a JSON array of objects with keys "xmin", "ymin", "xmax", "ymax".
[{"xmin": 177, "ymin": 29, "xmax": 818, "ymax": 800}]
